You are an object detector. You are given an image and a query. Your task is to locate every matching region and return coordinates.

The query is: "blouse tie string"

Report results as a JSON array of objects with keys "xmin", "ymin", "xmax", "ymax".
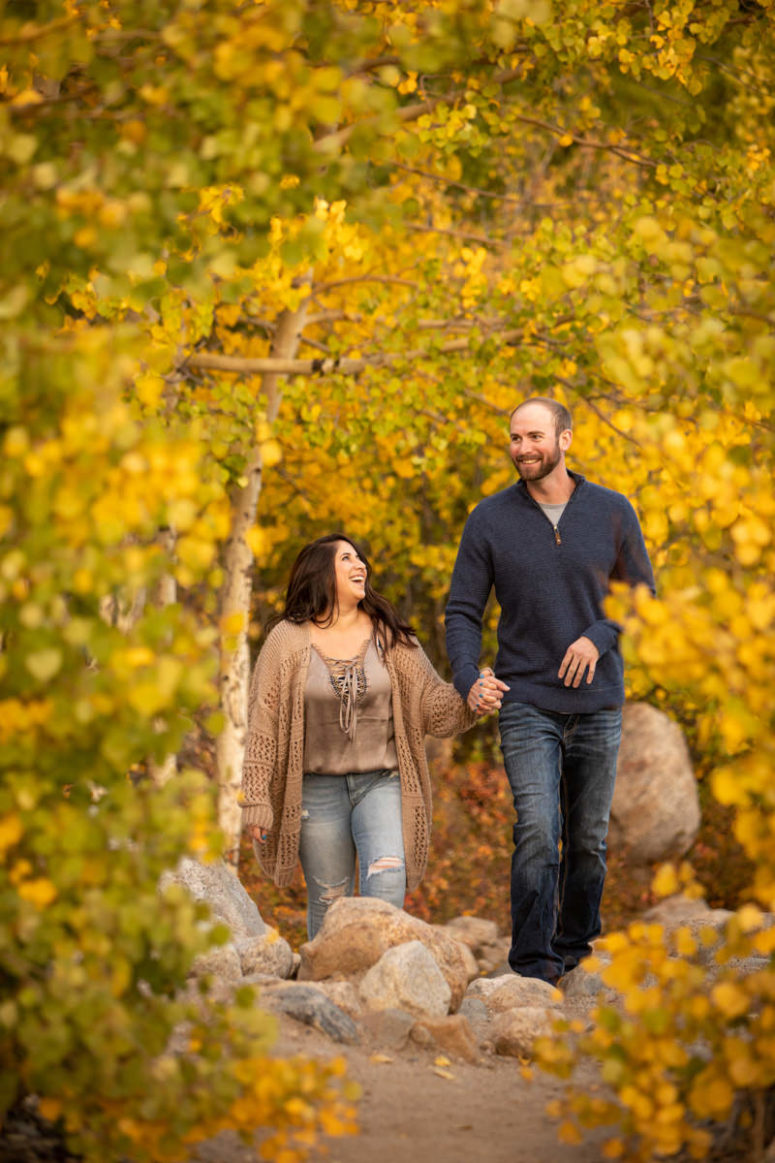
[{"xmin": 338, "ymin": 661, "xmax": 359, "ymax": 740}]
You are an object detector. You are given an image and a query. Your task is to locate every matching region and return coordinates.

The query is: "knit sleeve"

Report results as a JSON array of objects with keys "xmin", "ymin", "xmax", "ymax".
[
  {"xmin": 241, "ymin": 633, "xmax": 282, "ymax": 831},
  {"xmin": 399, "ymin": 640, "xmax": 478, "ymax": 738},
  {"xmin": 584, "ymin": 498, "xmax": 656, "ymax": 657},
  {"xmin": 444, "ymin": 508, "xmax": 494, "ymax": 702}
]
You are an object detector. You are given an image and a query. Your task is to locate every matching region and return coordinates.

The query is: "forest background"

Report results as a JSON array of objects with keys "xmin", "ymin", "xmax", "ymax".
[{"xmin": 2, "ymin": 0, "xmax": 775, "ymax": 1161}]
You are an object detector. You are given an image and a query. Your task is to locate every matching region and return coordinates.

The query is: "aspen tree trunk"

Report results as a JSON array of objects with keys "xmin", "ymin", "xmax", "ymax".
[
  {"xmin": 149, "ymin": 528, "xmax": 178, "ymax": 787},
  {"xmin": 216, "ymin": 302, "xmax": 309, "ymax": 864}
]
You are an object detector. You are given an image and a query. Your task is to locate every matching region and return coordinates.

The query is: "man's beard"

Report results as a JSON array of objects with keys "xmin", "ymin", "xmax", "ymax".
[{"xmin": 514, "ymin": 441, "xmax": 562, "ymax": 481}]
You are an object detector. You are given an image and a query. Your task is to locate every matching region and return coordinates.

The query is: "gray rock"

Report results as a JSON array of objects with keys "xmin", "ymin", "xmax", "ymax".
[
  {"xmin": 440, "ymin": 934, "xmax": 479, "ymax": 983},
  {"xmin": 190, "ymin": 943, "xmax": 242, "ymax": 981},
  {"xmin": 411, "ymin": 1014, "xmax": 479, "ymax": 1063},
  {"xmin": 491, "ymin": 1006, "xmax": 555, "ymax": 1058},
  {"xmin": 267, "ymin": 984, "xmax": 360, "ymax": 1044},
  {"xmin": 162, "ymin": 857, "xmax": 268, "ymax": 940},
  {"xmin": 359, "ymin": 1008, "xmax": 416, "ymax": 1051},
  {"xmin": 642, "ymin": 895, "xmax": 733, "ymax": 933},
  {"xmin": 459, "ymin": 996, "xmax": 491, "ymax": 1039},
  {"xmin": 466, "ymin": 974, "xmax": 562, "ymax": 1011},
  {"xmin": 359, "ymin": 940, "xmax": 452, "ymax": 1019},
  {"xmin": 444, "ymin": 916, "xmax": 510, "ymax": 975},
  {"xmin": 445, "ymin": 916, "xmax": 500, "ymax": 947},
  {"xmin": 235, "ymin": 930, "xmax": 294, "ymax": 979},
  {"xmin": 559, "ymin": 965, "xmax": 600, "ymax": 997},
  {"xmin": 301, "ymin": 979, "xmax": 362, "ymax": 1018},
  {"xmin": 560, "ymin": 965, "xmax": 610, "ymax": 1000},
  {"xmin": 610, "ymin": 703, "xmax": 700, "ymax": 864},
  {"xmin": 410, "ymin": 1023, "xmax": 434, "ymax": 1047}
]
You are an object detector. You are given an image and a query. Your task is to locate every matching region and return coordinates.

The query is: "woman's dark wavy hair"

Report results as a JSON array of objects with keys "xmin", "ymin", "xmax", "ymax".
[{"xmin": 270, "ymin": 534, "xmax": 416, "ymax": 649}]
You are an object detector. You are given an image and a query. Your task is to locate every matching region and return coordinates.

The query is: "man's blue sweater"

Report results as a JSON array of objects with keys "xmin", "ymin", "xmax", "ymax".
[{"xmin": 445, "ymin": 471, "xmax": 655, "ymax": 713}]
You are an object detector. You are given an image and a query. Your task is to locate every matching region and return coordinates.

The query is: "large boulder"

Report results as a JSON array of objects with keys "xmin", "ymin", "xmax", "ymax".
[
  {"xmin": 161, "ymin": 857, "xmax": 268, "ymax": 940},
  {"xmin": 359, "ymin": 941, "xmax": 452, "ymax": 1019},
  {"xmin": 610, "ymin": 703, "xmax": 700, "ymax": 864},
  {"xmin": 298, "ymin": 897, "xmax": 470, "ymax": 1010}
]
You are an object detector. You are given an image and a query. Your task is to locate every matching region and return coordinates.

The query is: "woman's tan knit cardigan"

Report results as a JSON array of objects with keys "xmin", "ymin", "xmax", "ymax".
[{"xmin": 241, "ymin": 620, "xmax": 477, "ymax": 891}]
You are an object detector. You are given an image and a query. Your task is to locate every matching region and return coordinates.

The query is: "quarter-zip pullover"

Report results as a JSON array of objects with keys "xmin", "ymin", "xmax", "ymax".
[{"xmin": 445, "ymin": 471, "xmax": 655, "ymax": 713}]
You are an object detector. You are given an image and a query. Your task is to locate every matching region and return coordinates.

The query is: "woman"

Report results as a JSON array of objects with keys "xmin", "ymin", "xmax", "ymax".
[{"xmin": 241, "ymin": 533, "xmax": 483, "ymax": 939}]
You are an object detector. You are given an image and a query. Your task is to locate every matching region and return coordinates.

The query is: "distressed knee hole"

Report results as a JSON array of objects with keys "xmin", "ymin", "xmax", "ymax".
[
  {"xmin": 300, "ymin": 808, "xmax": 310, "ymax": 820},
  {"xmin": 313, "ymin": 878, "xmax": 348, "ymax": 904},
  {"xmin": 366, "ymin": 855, "xmax": 404, "ymax": 879}
]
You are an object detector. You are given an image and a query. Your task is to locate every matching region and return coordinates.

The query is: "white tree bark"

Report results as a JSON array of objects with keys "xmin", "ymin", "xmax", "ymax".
[
  {"xmin": 216, "ymin": 302, "xmax": 309, "ymax": 864},
  {"xmin": 149, "ymin": 527, "xmax": 178, "ymax": 788}
]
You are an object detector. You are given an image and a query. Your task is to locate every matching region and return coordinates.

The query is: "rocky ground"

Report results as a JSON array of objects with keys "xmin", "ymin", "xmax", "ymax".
[
  {"xmin": 6, "ymin": 858, "xmax": 771, "ymax": 1163},
  {"xmin": 194, "ymin": 997, "xmax": 609, "ymax": 1163}
]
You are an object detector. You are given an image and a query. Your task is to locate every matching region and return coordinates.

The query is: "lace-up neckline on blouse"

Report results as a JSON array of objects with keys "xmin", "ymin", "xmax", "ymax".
[{"xmin": 310, "ymin": 636, "xmax": 372, "ymax": 740}]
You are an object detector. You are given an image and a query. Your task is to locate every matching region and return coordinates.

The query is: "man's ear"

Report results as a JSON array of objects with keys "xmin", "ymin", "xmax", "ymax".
[{"xmin": 559, "ymin": 428, "xmax": 573, "ymax": 452}]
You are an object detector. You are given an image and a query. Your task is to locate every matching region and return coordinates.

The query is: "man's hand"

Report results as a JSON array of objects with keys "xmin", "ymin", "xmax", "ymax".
[
  {"xmin": 251, "ymin": 825, "xmax": 268, "ymax": 843},
  {"xmin": 558, "ymin": 636, "xmax": 600, "ymax": 688},
  {"xmin": 467, "ymin": 667, "xmax": 510, "ymax": 715}
]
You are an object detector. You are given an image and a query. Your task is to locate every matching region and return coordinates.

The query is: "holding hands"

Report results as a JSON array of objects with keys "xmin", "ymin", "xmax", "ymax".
[
  {"xmin": 467, "ymin": 636, "xmax": 601, "ymax": 715},
  {"xmin": 468, "ymin": 667, "xmax": 510, "ymax": 716}
]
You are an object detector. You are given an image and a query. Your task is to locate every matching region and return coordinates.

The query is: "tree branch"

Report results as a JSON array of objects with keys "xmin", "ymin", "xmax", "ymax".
[
  {"xmin": 312, "ymin": 274, "xmax": 419, "ymax": 293},
  {"xmin": 512, "ymin": 114, "xmax": 658, "ymax": 169},
  {"xmin": 185, "ymin": 327, "xmax": 524, "ymax": 378}
]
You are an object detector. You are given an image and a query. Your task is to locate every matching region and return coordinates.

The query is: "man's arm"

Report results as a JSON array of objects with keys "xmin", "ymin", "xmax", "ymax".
[
  {"xmin": 561, "ymin": 499, "xmax": 655, "ymax": 687},
  {"xmin": 444, "ymin": 513, "xmax": 495, "ymax": 702}
]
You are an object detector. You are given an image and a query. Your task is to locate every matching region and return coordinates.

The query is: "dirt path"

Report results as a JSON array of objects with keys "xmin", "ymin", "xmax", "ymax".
[{"xmin": 195, "ymin": 1014, "xmax": 608, "ymax": 1163}]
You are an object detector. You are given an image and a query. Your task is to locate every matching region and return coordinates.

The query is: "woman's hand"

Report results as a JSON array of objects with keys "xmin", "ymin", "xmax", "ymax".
[
  {"xmin": 251, "ymin": 825, "xmax": 268, "ymax": 843},
  {"xmin": 467, "ymin": 667, "xmax": 509, "ymax": 715}
]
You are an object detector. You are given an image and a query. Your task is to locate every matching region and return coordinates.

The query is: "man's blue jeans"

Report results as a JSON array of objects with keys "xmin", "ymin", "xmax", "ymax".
[
  {"xmin": 498, "ymin": 701, "xmax": 622, "ymax": 984},
  {"xmin": 299, "ymin": 768, "xmax": 406, "ymax": 939}
]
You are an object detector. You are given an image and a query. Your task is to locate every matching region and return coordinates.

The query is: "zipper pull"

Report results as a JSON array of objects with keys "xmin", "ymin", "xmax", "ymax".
[{"xmin": 554, "ymin": 526, "xmax": 562, "ymax": 545}]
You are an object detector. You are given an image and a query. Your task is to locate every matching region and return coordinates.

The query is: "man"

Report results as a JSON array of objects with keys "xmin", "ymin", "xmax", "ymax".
[{"xmin": 445, "ymin": 397, "xmax": 655, "ymax": 984}]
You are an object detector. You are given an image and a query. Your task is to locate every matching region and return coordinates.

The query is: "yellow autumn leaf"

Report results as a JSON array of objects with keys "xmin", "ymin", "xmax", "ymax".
[
  {"xmin": 18, "ymin": 878, "xmax": 58, "ymax": 908},
  {"xmin": 124, "ymin": 647, "xmax": 155, "ymax": 668},
  {"xmin": 25, "ymin": 649, "xmax": 63, "ymax": 682},
  {"xmin": 736, "ymin": 904, "xmax": 764, "ymax": 932},
  {"xmin": 245, "ymin": 526, "xmax": 270, "ymax": 557},
  {"xmin": 0, "ymin": 814, "xmax": 23, "ymax": 854},
  {"xmin": 673, "ymin": 926, "xmax": 697, "ymax": 957},
  {"xmin": 221, "ymin": 611, "xmax": 246, "ymax": 636},
  {"xmin": 558, "ymin": 1120, "xmax": 582, "ymax": 1144},
  {"xmin": 711, "ymin": 981, "xmax": 749, "ymax": 1019},
  {"xmin": 394, "ymin": 460, "xmax": 414, "ymax": 479},
  {"xmin": 11, "ymin": 89, "xmax": 44, "ymax": 107},
  {"xmin": 652, "ymin": 864, "xmax": 679, "ymax": 897},
  {"xmin": 38, "ymin": 1098, "xmax": 63, "ymax": 1122},
  {"xmin": 260, "ymin": 439, "xmax": 283, "ymax": 468}
]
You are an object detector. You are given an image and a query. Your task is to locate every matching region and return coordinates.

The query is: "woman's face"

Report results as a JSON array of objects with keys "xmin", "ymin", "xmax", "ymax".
[{"xmin": 332, "ymin": 540, "xmax": 367, "ymax": 608}]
